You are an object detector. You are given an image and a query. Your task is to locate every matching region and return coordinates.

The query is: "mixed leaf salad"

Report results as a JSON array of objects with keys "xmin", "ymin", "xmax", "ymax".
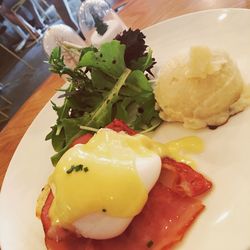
[{"xmin": 46, "ymin": 29, "xmax": 162, "ymax": 166}]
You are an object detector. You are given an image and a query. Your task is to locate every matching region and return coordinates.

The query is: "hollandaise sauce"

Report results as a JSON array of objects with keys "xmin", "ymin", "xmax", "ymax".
[
  {"xmin": 49, "ymin": 128, "xmax": 203, "ymax": 229},
  {"xmin": 135, "ymin": 134, "xmax": 204, "ymax": 167}
]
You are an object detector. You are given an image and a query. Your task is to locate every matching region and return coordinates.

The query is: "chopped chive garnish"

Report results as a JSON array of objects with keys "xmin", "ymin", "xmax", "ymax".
[
  {"xmin": 83, "ymin": 167, "xmax": 89, "ymax": 172},
  {"xmin": 146, "ymin": 240, "xmax": 154, "ymax": 248},
  {"xmin": 66, "ymin": 164, "xmax": 83, "ymax": 174},
  {"xmin": 75, "ymin": 164, "xmax": 83, "ymax": 172},
  {"xmin": 66, "ymin": 165, "xmax": 75, "ymax": 174}
]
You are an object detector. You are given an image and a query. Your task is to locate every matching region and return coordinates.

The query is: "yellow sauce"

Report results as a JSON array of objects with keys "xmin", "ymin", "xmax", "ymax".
[
  {"xmin": 136, "ymin": 135, "xmax": 204, "ymax": 167},
  {"xmin": 49, "ymin": 128, "xmax": 203, "ymax": 228}
]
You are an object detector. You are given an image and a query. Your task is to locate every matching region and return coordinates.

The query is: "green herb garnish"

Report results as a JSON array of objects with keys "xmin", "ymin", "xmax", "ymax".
[
  {"xmin": 83, "ymin": 167, "xmax": 89, "ymax": 172},
  {"xmin": 66, "ymin": 164, "xmax": 83, "ymax": 174},
  {"xmin": 46, "ymin": 29, "xmax": 162, "ymax": 166}
]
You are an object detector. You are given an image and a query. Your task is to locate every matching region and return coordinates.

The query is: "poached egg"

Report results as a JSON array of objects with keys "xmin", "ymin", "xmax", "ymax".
[{"xmin": 47, "ymin": 128, "xmax": 203, "ymax": 239}]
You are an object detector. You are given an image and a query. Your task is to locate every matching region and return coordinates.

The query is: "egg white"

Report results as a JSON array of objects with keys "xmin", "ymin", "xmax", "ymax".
[{"xmin": 72, "ymin": 154, "xmax": 161, "ymax": 239}]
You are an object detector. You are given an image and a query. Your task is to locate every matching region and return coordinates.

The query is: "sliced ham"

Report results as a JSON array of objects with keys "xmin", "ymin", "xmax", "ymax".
[
  {"xmin": 105, "ymin": 119, "xmax": 137, "ymax": 135},
  {"xmin": 70, "ymin": 133, "xmax": 93, "ymax": 147},
  {"xmin": 160, "ymin": 157, "xmax": 212, "ymax": 197},
  {"xmin": 44, "ymin": 178, "xmax": 205, "ymax": 250},
  {"xmin": 40, "ymin": 120, "xmax": 212, "ymax": 250}
]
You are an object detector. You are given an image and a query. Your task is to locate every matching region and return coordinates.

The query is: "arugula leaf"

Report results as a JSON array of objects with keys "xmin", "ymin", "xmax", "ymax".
[
  {"xmin": 49, "ymin": 47, "xmax": 74, "ymax": 78},
  {"xmin": 61, "ymin": 118, "xmax": 82, "ymax": 145},
  {"xmin": 78, "ymin": 40, "xmax": 126, "ymax": 78},
  {"xmin": 115, "ymin": 97, "xmax": 132, "ymax": 121},
  {"xmin": 47, "ymin": 84, "xmax": 73, "ymax": 151},
  {"xmin": 86, "ymin": 68, "xmax": 131, "ymax": 128},
  {"xmin": 46, "ymin": 125, "xmax": 65, "ymax": 152},
  {"xmin": 49, "ymin": 68, "xmax": 131, "ymax": 165},
  {"xmin": 126, "ymin": 70, "xmax": 152, "ymax": 91},
  {"xmin": 50, "ymin": 127, "xmax": 88, "ymax": 166},
  {"xmin": 79, "ymin": 46, "xmax": 97, "ymax": 61},
  {"xmin": 91, "ymin": 69, "xmax": 115, "ymax": 90},
  {"xmin": 129, "ymin": 49, "xmax": 156, "ymax": 73},
  {"xmin": 47, "ymin": 30, "xmax": 162, "ymax": 166}
]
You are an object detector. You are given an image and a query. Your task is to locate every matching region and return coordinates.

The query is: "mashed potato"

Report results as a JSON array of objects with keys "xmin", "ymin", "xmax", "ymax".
[{"xmin": 154, "ymin": 46, "xmax": 250, "ymax": 129}]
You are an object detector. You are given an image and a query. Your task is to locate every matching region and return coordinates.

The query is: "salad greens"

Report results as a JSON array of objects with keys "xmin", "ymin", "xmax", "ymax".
[{"xmin": 46, "ymin": 29, "xmax": 161, "ymax": 166}]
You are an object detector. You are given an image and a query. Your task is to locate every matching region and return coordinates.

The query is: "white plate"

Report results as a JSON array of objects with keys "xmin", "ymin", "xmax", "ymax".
[{"xmin": 1, "ymin": 8, "xmax": 250, "ymax": 250}]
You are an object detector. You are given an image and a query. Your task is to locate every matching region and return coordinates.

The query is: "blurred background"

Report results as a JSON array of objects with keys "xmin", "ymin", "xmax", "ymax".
[{"xmin": 0, "ymin": 0, "xmax": 122, "ymax": 130}]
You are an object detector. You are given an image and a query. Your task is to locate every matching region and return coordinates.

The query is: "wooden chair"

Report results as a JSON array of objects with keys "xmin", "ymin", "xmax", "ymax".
[
  {"xmin": 30, "ymin": 0, "xmax": 59, "ymax": 24},
  {"xmin": 3, "ymin": 18, "xmax": 29, "ymax": 52},
  {"xmin": 0, "ymin": 83, "xmax": 12, "ymax": 124},
  {"xmin": 11, "ymin": 0, "xmax": 39, "ymax": 41},
  {"xmin": 0, "ymin": 42, "xmax": 33, "ymax": 69}
]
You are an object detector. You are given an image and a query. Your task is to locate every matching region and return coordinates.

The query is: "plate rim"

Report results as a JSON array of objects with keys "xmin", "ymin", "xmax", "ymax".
[{"xmin": 1, "ymin": 7, "xmax": 250, "ymax": 250}]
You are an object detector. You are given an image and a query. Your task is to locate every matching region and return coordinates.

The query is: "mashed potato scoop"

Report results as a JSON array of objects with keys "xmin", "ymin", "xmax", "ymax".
[{"xmin": 155, "ymin": 46, "xmax": 250, "ymax": 129}]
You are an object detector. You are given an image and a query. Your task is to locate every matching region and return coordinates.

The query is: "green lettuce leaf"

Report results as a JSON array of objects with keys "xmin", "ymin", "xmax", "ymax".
[
  {"xmin": 47, "ymin": 30, "xmax": 162, "ymax": 166},
  {"xmin": 78, "ymin": 40, "xmax": 126, "ymax": 78}
]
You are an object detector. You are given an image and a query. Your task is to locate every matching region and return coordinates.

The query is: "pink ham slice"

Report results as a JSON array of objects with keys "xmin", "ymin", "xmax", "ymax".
[
  {"xmin": 41, "ymin": 120, "xmax": 212, "ymax": 250},
  {"xmin": 161, "ymin": 157, "xmax": 212, "ymax": 198},
  {"xmin": 42, "ymin": 167, "xmax": 211, "ymax": 250}
]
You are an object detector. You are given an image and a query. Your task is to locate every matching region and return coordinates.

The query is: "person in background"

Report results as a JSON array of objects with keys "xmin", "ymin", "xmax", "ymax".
[
  {"xmin": 0, "ymin": 0, "xmax": 81, "ymax": 39},
  {"xmin": 21, "ymin": 0, "xmax": 45, "ymax": 29},
  {"xmin": 0, "ymin": 13, "xmax": 22, "ymax": 48},
  {"xmin": 0, "ymin": 0, "xmax": 42, "ymax": 39}
]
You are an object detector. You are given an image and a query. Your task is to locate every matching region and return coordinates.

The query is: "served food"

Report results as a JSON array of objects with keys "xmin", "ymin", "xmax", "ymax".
[
  {"xmin": 46, "ymin": 29, "xmax": 160, "ymax": 166},
  {"xmin": 39, "ymin": 30, "xmax": 248, "ymax": 250},
  {"xmin": 37, "ymin": 120, "xmax": 212, "ymax": 249},
  {"xmin": 1, "ymin": 10, "xmax": 249, "ymax": 250},
  {"xmin": 155, "ymin": 46, "xmax": 250, "ymax": 129}
]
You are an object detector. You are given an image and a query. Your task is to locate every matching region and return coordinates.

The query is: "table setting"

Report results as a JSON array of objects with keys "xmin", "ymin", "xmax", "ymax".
[{"xmin": 1, "ymin": 1, "xmax": 250, "ymax": 249}]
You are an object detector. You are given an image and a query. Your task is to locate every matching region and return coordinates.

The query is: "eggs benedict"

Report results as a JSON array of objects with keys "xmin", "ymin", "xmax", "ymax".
[
  {"xmin": 37, "ymin": 126, "xmax": 204, "ymax": 240},
  {"xmin": 37, "ymin": 120, "xmax": 211, "ymax": 250}
]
